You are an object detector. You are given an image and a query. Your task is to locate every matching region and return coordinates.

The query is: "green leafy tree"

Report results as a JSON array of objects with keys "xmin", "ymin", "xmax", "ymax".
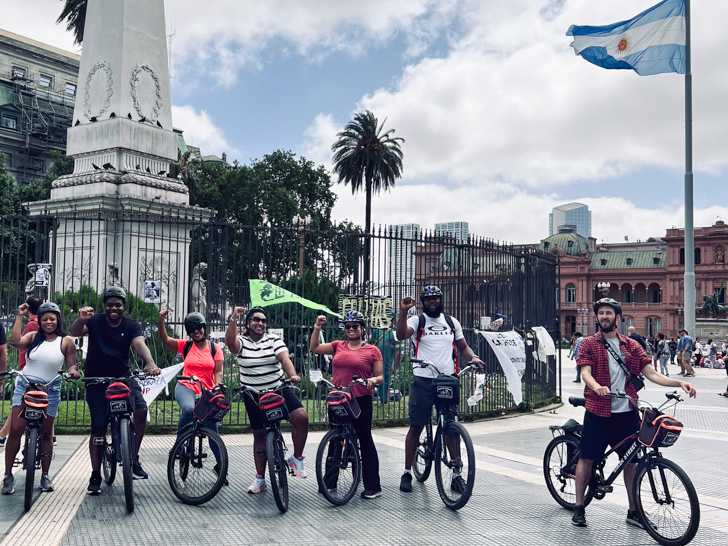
[
  {"xmin": 331, "ymin": 111, "xmax": 404, "ymax": 287},
  {"xmin": 57, "ymin": 0, "xmax": 87, "ymax": 45}
]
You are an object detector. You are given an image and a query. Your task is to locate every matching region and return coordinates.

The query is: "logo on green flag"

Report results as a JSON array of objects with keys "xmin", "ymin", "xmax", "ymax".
[{"xmin": 249, "ymin": 280, "xmax": 342, "ymax": 318}]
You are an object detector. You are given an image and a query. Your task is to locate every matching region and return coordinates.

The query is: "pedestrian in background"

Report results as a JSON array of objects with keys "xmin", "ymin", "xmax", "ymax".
[
  {"xmin": 572, "ymin": 332, "xmax": 583, "ymax": 383},
  {"xmin": 668, "ymin": 338, "xmax": 677, "ymax": 365},
  {"xmin": 656, "ymin": 333, "xmax": 670, "ymax": 376}
]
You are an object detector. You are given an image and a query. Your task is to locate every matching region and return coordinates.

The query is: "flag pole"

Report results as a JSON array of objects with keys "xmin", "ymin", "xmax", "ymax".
[{"xmin": 684, "ymin": 0, "xmax": 695, "ymax": 336}]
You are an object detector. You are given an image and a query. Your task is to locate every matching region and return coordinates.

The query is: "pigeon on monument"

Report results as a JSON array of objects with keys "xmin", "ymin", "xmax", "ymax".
[
  {"xmin": 74, "ymin": 120, "xmax": 80, "ymax": 126},
  {"xmin": 135, "ymin": 164, "xmax": 141, "ymax": 170},
  {"xmin": 92, "ymin": 163, "xmax": 101, "ymax": 170},
  {"xmin": 139, "ymin": 116, "xmax": 147, "ymax": 123},
  {"xmin": 102, "ymin": 163, "xmax": 115, "ymax": 170},
  {"xmin": 156, "ymin": 121, "xmax": 163, "ymax": 129},
  {"xmin": 146, "ymin": 167, "xmax": 152, "ymax": 174},
  {"xmin": 109, "ymin": 112, "xmax": 116, "ymax": 119},
  {"xmin": 157, "ymin": 170, "xmax": 166, "ymax": 175},
  {"xmin": 89, "ymin": 116, "xmax": 98, "ymax": 122},
  {"xmin": 127, "ymin": 113, "xmax": 133, "ymax": 120}
]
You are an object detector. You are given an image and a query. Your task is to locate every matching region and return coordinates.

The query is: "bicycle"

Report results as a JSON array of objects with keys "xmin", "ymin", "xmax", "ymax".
[
  {"xmin": 314, "ymin": 376, "xmax": 368, "ymax": 506},
  {"xmin": 82, "ymin": 372, "xmax": 151, "ymax": 513},
  {"xmin": 235, "ymin": 378, "xmax": 296, "ymax": 513},
  {"xmin": 410, "ymin": 359, "xmax": 478, "ymax": 510},
  {"xmin": 543, "ymin": 391, "xmax": 700, "ymax": 546},
  {"xmin": 167, "ymin": 376, "xmax": 230, "ymax": 506},
  {"xmin": 0, "ymin": 370, "xmax": 70, "ymax": 511}
]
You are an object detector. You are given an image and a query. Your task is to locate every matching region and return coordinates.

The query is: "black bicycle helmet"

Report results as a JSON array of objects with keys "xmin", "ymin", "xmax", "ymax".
[
  {"xmin": 103, "ymin": 286, "xmax": 126, "ymax": 303},
  {"xmin": 420, "ymin": 285, "xmax": 443, "ymax": 300},
  {"xmin": 593, "ymin": 297, "xmax": 621, "ymax": 316},
  {"xmin": 342, "ymin": 310, "xmax": 367, "ymax": 327},
  {"xmin": 36, "ymin": 302, "xmax": 61, "ymax": 319},
  {"xmin": 184, "ymin": 312, "xmax": 206, "ymax": 335}
]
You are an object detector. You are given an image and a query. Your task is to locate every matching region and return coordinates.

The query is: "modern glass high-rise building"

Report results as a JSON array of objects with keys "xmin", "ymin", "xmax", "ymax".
[
  {"xmin": 549, "ymin": 203, "xmax": 591, "ymax": 238},
  {"xmin": 434, "ymin": 221, "xmax": 469, "ymax": 243},
  {"xmin": 387, "ymin": 223, "xmax": 420, "ymax": 303}
]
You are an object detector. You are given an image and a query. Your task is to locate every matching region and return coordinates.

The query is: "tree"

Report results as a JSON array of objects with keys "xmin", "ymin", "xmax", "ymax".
[
  {"xmin": 57, "ymin": 0, "xmax": 87, "ymax": 45},
  {"xmin": 331, "ymin": 111, "xmax": 404, "ymax": 288}
]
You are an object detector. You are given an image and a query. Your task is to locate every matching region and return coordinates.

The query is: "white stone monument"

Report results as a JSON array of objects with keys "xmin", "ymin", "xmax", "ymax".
[{"xmin": 26, "ymin": 0, "xmax": 212, "ymax": 318}]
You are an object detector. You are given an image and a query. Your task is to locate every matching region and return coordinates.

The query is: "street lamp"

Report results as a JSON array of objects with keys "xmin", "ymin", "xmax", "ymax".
[
  {"xmin": 677, "ymin": 308, "xmax": 684, "ymax": 331},
  {"xmin": 292, "ymin": 215, "xmax": 312, "ymax": 278},
  {"xmin": 597, "ymin": 282, "xmax": 611, "ymax": 298}
]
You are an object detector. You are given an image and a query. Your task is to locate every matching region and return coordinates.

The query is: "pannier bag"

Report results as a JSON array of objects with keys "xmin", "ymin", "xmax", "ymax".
[
  {"xmin": 22, "ymin": 388, "xmax": 49, "ymax": 420},
  {"xmin": 194, "ymin": 388, "xmax": 232, "ymax": 422},
  {"xmin": 106, "ymin": 382, "xmax": 132, "ymax": 413},
  {"xmin": 258, "ymin": 392, "xmax": 289, "ymax": 427},
  {"xmin": 638, "ymin": 409, "xmax": 683, "ymax": 448},
  {"xmin": 431, "ymin": 374, "xmax": 460, "ymax": 406},
  {"xmin": 326, "ymin": 388, "xmax": 361, "ymax": 423}
]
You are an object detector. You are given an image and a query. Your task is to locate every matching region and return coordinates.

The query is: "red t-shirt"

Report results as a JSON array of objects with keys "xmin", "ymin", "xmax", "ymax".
[
  {"xmin": 18, "ymin": 318, "xmax": 40, "ymax": 370},
  {"xmin": 176, "ymin": 339, "xmax": 224, "ymax": 395},
  {"xmin": 330, "ymin": 341, "xmax": 383, "ymax": 398}
]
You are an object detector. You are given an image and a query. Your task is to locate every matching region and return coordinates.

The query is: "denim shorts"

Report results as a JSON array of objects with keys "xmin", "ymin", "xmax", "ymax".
[{"xmin": 12, "ymin": 376, "xmax": 62, "ymax": 418}]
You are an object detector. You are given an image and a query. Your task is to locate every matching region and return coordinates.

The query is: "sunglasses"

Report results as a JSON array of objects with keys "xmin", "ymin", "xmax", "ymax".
[
  {"xmin": 250, "ymin": 317, "xmax": 268, "ymax": 324},
  {"xmin": 344, "ymin": 324, "xmax": 360, "ymax": 330}
]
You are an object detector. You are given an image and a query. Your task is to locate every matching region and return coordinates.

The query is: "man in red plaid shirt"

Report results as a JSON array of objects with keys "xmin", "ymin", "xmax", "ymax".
[{"xmin": 572, "ymin": 298, "xmax": 696, "ymax": 528}]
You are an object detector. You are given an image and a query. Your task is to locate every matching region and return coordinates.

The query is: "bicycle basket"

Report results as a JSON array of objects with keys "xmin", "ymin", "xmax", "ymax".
[
  {"xmin": 259, "ymin": 392, "xmax": 289, "ymax": 427},
  {"xmin": 431, "ymin": 374, "xmax": 460, "ymax": 406},
  {"xmin": 326, "ymin": 388, "xmax": 361, "ymax": 423},
  {"xmin": 638, "ymin": 408, "xmax": 683, "ymax": 448},
  {"xmin": 193, "ymin": 389, "xmax": 231, "ymax": 422},
  {"xmin": 106, "ymin": 382, "xmax": 132, "ymax": 413}
]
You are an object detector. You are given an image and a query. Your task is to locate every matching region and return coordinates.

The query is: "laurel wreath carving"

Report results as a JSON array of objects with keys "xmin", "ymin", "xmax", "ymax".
[
  {"xmin": 83, "ymin": 61, "xmax": 114, "ymax": 119},
  {"xmin": 130, "ymin": 64, "xmax": 164, "ymax": 122}
]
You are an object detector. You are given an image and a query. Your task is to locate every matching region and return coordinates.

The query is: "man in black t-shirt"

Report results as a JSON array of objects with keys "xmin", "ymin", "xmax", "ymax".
[{"xmin": 70, "ymin": 287, "xmax": 160, "ymax": 495}]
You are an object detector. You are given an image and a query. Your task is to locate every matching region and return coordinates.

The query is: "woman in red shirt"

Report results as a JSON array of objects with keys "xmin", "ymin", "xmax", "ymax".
[
  {"xmin": 310, "ymin": 311, "xmax": 384, "ymax": 499},
  {"xmin": 159, "ymin": 311, "xmax": 225, "ymax": 482}
]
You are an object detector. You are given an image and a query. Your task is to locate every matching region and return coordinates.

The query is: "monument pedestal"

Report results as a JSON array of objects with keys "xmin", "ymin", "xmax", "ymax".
[{"xmin": 695, "ymin": 318, "xmax": 728, "ymax": 342}]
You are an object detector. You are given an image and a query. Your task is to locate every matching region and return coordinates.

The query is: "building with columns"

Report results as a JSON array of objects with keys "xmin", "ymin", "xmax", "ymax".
[{"xmin": 544, "ymin": 221, "xmax": 728, "ymax": 339}]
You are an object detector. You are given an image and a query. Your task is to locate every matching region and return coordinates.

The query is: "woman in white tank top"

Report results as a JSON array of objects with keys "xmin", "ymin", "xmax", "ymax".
[{"xmin": 5, "ymin": 302, "xmax": 79, "ymax": 495}]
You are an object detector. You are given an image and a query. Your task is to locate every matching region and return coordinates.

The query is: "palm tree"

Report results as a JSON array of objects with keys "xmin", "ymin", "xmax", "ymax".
[
  {"xmin": 57, "ymin": 0, "xmax": 88, "ymax": 45},
  {"xmin": 331, "ymin": 111, "xmax": 404, "ymax": 287}
]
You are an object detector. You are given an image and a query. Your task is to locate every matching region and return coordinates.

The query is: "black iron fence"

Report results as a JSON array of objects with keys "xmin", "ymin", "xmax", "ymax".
[{"xmin": 0, "ymin": 215, "xmax": 558, "ymax": 429}]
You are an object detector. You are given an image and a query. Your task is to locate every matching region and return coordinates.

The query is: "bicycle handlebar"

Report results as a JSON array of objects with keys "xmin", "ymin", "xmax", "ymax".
[
  {"xmin": 234, "ymin": 377, "xmax": 294, "ymax": 398},
  {"xmin": 411, "ymin": 359, "xmax": 481, "ymax": 377},
  {"xmin": 0, "ymin": 369, "xmax": 69, "ymax": 387},
  {"xmin": 318, "ymin": 375, "xmax": 369, "ymax": 390},
  {"xmin": 81, "ymin": 372, "xmax": 152, "ymax": 385},
  {"xmin": 179, "ymin": 376, "xmax": 227, "ymax": 394}
]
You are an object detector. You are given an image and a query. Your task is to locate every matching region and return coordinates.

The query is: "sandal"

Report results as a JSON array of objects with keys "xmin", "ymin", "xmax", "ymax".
[{"xmin": 718, "ymin": 392, "xmax": 728, "ymax": 397}]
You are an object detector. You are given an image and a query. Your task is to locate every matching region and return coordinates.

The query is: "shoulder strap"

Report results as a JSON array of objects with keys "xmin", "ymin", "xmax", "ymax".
[
  {"xmin": 599, "ymin": 337, "xmax": 632, "ymax": 379},
  {"xmin": 183, "ymin": 340, "xmax": 193, "ymax": 359},
  {"xmin": 444, "ymin": 314, "xmax": 459, "ymax": 373},
  {"xmin": 414, "ymin": 314, "xmax": 426, "ymax": 357},
  {"xmin": 210, "ymin": 341, "xmax": 217, "ymax": 359}
]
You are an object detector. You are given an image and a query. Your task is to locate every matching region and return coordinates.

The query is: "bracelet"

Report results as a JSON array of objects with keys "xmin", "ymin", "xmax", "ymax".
[{"xmin": 314, "ymin": 325, "xmax": 321, "ymax": 330}]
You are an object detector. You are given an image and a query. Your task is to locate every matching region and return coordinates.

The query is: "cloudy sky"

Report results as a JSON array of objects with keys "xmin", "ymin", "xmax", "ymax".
[{"xmin": 6, "ymin": 0, "xmax": 728, "ymax": 244}]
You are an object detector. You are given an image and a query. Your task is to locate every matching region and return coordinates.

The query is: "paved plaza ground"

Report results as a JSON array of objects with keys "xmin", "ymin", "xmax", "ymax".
[{"xmin": 1, "ymin": 354, "xmax": 727, "ymax": 545}]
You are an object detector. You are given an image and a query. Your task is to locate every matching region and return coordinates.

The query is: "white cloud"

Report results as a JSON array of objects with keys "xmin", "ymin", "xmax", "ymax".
[
  {"xmin": 298, "ymin": 113, "xmax": 340, "ymax": 167},
  {"xmin": 171, "ymin": 105, "xmax": 238, "ymax": 159}
]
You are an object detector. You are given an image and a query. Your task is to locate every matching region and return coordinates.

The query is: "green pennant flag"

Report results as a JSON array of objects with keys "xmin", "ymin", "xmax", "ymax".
[{"xmin": 249, "ymin": 279, "xmax": 342, "ymax": 318}]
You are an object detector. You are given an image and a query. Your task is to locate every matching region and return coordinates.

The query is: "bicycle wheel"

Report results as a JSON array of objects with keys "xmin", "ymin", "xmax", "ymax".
[
  {"xmin": 315, "ymin": 427, "xmax": 361, "ymax": 506},
  {"xmin": 167, "ymin": 426, "xmax": 228, "ymax": 506},
  {"xmin": 119, "ymin": 417, "xmax": 134, "ymax": 513},
  {"xmin": 543, "ymin": 435, "xmax": 594, "ymax": 510},
  {"xmin": 102, "ymin": 424, "xmax": 117, "ymax": 486},
  {"xmin": 633, "ymin": 457, "xmax": 700, "ymax": 546},
  {"xmin": 23, "ymin": 427, "xmax": 39, "ymax": 512},
  {"xmin": 267, "ymin": 429, "xmax": 289, "ymax": 513},
  {"xmin": 434, "ymin": 421, "xmax": 476, "ymax": 510},
  {"xmin": 412, "ymin": 421, "xmax": 433, "ymax": 483}
]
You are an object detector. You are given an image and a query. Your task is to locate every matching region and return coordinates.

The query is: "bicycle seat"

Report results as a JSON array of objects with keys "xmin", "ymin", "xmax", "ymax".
[
  {"xmin": 560, "ymin": 419, "xmax": 583, "ymax": 434},
  {"xmin": 568, "ymin": 396, "xmax": 586, "ymax": 408}
]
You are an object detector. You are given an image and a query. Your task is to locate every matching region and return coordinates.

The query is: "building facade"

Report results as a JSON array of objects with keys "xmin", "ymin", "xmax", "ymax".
[
  {"xmin": 387, "ymin": 223, "xmax": 421, "ymax": 304},
  {"xmin": 435, "ymin": 221, "xmax": 469, "ymax": 243},
  {"xmin": 0, "ymin": 29, "xmax": 79, "ymax": 184},
  {"xmin": 545, "ymin": 222, "xmax": 728, "ymax": 340},
  {"xmin": 549, "ymin": 202, "xmax": 591, "ymax": 238}
]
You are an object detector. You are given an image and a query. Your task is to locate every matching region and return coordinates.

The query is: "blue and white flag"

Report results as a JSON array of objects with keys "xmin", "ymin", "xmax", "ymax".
[{"xmin": 567, "ymin": 0, "xmax": 685, "ymax": 76}]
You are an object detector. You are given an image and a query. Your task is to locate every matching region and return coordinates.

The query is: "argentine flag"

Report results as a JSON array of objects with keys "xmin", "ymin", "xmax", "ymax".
[{"xmin": 567, "ymin": 0, "xmax": 685, "ymax": 76}]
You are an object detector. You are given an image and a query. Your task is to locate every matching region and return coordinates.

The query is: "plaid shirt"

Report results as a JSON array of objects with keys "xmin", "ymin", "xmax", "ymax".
[{"xmin": 576, "ymin": 331, "xmax": 650, "ymax": 417}]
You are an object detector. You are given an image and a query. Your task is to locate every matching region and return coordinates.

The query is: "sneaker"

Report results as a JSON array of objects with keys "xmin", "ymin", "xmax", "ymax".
[
  {"xmin": 0, "ymin": 435, "xmax": 6, "ymax": 447},
  {"xmin": 287, "ymin": 456, "xmax": 307, "ymax": 479},
  {"xmin": 40, "ymin": 474, "xmax": 55, "ymax": 492},
  {"xmin": 451, "ymin": 475, "xmax": 467, "ymax": 494},
  {"xmin": 361, "ymin": 489, "xmax": 382, "ymax": 499},
  {"xmin": 572, "ymin": 505, "xmax": 587, "ymax": 527},
  {"xmin": 400, "ymin": 472, "xmax": 412, "ymax": 492},
  {"xmin": 626, "ymin": 510, "xmax": 656, "ymax": 530},
  {"xmin": 247, "ymin": 474, "xmax": 266, "ymax": 494},
  {"xmin": 572, "ymin": 380, "xmax": 581, "ymax": 383},
  {"xmin": 87, "ymin": 473, "xmax": 101, "ymax": 495},
  {"xmin": 132, "ymin": 457, "xmax": 148, "ymax": 480},
  {"xmin": 52, "ymin": 436, "xmax": 57, "ymax": 447},
  {"xmin": 2, "ymin": 475, "xmax": 14, "ymax": 495},
  {"xmin": 213, "ymin": 463, "xmax": 229, "ymax": 486}
]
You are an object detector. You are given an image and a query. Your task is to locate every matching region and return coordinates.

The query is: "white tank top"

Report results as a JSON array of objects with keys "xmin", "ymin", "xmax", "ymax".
[{"xmin": 24, "ymin": 336, "xmax": 66, "ymax": 384}]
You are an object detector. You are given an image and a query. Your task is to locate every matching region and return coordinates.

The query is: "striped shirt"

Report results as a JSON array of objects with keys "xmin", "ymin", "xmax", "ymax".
[{"xmin": 236, "ymin": 334, "xmax": 288, "ymax": 389}]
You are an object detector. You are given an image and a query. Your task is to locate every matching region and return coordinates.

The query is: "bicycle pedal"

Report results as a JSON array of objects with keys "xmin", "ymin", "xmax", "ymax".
[{"xmin": 597, "ymin": 485, "xmax": 613, "ymax": 494}]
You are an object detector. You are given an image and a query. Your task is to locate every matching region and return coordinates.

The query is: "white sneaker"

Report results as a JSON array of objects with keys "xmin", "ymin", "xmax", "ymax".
[
  {"xmin": 247, "ymin": 474, "xmax": 266, "ymax": 494},
  {"xmin": 287, "ymin": 456, "xmax": 307, "ymax": 479}
]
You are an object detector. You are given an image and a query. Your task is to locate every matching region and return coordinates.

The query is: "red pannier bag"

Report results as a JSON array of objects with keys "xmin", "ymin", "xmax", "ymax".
[
  {"xmin": 259, "ymin": 392, "xmax": 289, "ymax": 427},
  {"xmin": 106, "ymin": 382, "xmax": 133, "ymax": 413},
  {"xmin": 326, "ymin": 388, "xmax": 361, "ymax": 423},
  {"xmin": 638, "ymin": 408, "xmax": 683, "ymax": 448},
  {"xmin": 194, "ymin": 389, "xmax": 232, "ymax": 422}
]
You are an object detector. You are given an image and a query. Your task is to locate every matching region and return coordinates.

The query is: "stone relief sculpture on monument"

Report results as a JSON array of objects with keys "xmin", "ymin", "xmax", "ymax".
[
  {"xmin": 190, "ymin": 262, "xmax": 207, "ymax": 316},
  {"xmin": 107, "ymin": 262, "xmax": 124, "ymax": 288},
  {"xmin": 24, "ymin": 264, "xmax": 37, "ymax": 296}
]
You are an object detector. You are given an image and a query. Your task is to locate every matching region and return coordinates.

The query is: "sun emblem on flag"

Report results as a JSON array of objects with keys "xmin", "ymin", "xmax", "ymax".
[{"xmin": 614, "ymin": 35, "xmax": 632, "ymax": 56}]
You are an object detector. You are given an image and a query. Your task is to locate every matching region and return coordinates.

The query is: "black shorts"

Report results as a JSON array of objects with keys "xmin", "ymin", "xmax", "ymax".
[
  {"xmin": 242, "ymin": 386, "xmax": 303, "ymax": 431},
  {"xmin": 408, "ymin": 376, "xmax": 457, "ymax": 426},
  {"xmin": 579, "ymin": 410, "xmax": 640, "ymax": 462},
  {"xmin": 87, "ymin": 382, "xmax": 147, "ymax": 433}
]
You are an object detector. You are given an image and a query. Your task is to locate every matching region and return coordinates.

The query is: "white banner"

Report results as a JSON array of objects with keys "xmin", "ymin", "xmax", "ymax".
[
  {"xmin": 532, "ymin": 326, "xmax": 556, "ymax": 356},
  {"xmin": 480, "ymin": 331, "xmax": 526, "ymax": 405},
  {"xmin": 139, "ymin": 364, "xmax": 184, "ymax": 420}
]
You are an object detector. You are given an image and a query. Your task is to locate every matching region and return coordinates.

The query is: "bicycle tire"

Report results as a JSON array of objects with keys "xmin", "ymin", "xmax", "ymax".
[
  {"xmin": 315, "ymin": 427, "xmax": 361, "ymax": 506},
  {"xmin": 102, "ymin": 424, "xmax": 116, "ymax": 486},
  {"xmin": 633, "ymin": 457, "xmax": 700, "ymax": 546},
  {"xmin": 23, "ymin": 427, "xmax": 39, "ymax": 512},
  {"xmin": 167, "ymin": 426, "xmax": 228, "ymax": 506},
  {"xmin": 267, "ymin": 429, "xmax": 289, "ymax": 513},
  {"xmin": 543, "ymin": 435, "xmax": 594, "ymax": 510},
  {"xmin": 412, "ymin": 421, "xmax": 432, "ymax": 483},
  {"xmin": 434, "ymin": 421, "xmax": 475, "ymax": 510},
  {"xmin": 119, "ymin": 417, "xmax": 134, "ymax": 513}
]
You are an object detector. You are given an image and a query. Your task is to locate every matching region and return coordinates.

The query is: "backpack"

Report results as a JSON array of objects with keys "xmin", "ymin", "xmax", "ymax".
[
  {"xmin": 183, "ymin": 340, "xmax": 217, "ymax": 360},
  {"xmin": 414, "ymin": 313, "xmax": 459, "ymax": 373},
  {"xmin": 710, "ymin": 344, "xmax": 718, "ymax": 357},
  {"xmin": 645, "ymin": 342, "xmax": 653, "ymax": 357}
]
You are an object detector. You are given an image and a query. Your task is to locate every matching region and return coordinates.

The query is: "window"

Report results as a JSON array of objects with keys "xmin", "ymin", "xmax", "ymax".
[
  {"xmin": 39, "ymin": 75, "xmax": 53, "ymax": 88},
  {"xmin": 1, "ymin": 115, "xmax": 18, "ymax": 129},
  {"xmin": 622, "ymin": 288, "xmax": 633, "ymax": 303},
  {"xmin": 626, "ymin": 258, "xmax": 633, "ymax": 265},
  {"xmin": 647, "ymin": 317, "xmax": 661, "ymax": 337},
  {"xmin": 679, "ymin": 248, "xmax": 685, "ymax": 265},
  {"xmin": 653, "ymin": 256, "xmax": 660, "ymax": 265},
  {"xmin": 543, "ymin": 242, "xmax": 550, "ymax": 251},
  {"xmin": 566, "ymin": 284, "xmax": 576, "ymax": 303},
  {"xmin": 567, "ymin": 240, "xmax": 574, "ymax": 248},
  {"xmin": 695, "ymin": 248, "xmax": 701, "ymax": 265},
  {"xmin": 3, "ymin": 153, "xmax": 11, "ymax": 167},
  {"xmin": 65, "ymin": 82, "xmax": 77, "ymax": 96},
  {"xmin": 600, "ymin": 258, "xmax": 607, "ymax": 266},
  {"xmin": 11, "ymin": 66, "xmax": 26, "ymax": 79}
]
